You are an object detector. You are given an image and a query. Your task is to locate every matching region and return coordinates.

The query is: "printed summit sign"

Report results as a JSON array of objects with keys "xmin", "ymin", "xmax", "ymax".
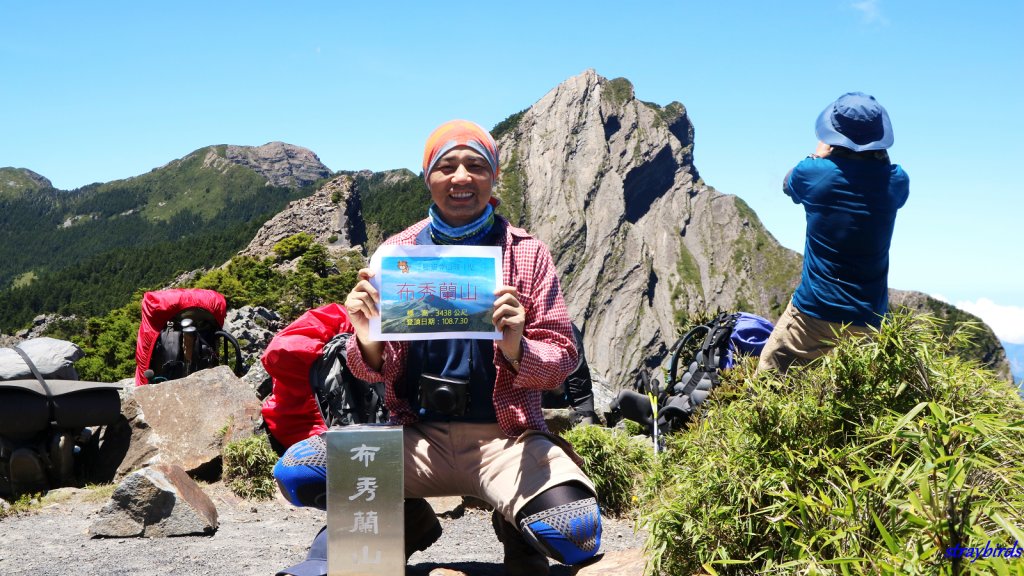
[
  {"xmin": 369, "ymin": 245, "xmax": 502, "ymax": 341},
  {"xmin": 326, "ymin": 426, "xmax": 405, "ymax": 575}
]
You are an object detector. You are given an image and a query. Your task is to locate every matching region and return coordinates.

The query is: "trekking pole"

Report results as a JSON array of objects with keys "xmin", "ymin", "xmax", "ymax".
[
  {"xmin": 181, "ymin": 318, "xmax": 197, "ymax": 375},
  {"xmin": 647, "ymin": 392, "xmax": 659, "ymax": 457}
]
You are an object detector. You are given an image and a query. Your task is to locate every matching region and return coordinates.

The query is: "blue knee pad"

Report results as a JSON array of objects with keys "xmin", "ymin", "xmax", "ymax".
[
  {"xmin": 520, "ymin": 497, "xmax": 602, "ymax": 565},
  {"xmin": 274, "ymin": 434, "xmax": 328, "ymax": 509}
]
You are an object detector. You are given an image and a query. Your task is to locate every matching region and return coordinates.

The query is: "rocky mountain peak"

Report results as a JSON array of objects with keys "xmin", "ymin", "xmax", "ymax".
[
  {"xmin": 495, "ymin": 69, "xmax": 800, "ymax": 387},
  {"xmin": 216, "ymin": 142, "xmax": 331, "ymax": 188}
]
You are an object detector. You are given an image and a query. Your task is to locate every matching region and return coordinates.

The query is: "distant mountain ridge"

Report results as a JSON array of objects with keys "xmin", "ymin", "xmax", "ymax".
[
  {"xmin": 207, "ymin": 142, "xmax": 330, "ymax": 189},
  {"xmin": 1003, "ymin": 341, "xmax": 1024, "ymax": 385},
  {"xmin": 0, "ymin": 143, "xmax": 328, "ymax": 330}
]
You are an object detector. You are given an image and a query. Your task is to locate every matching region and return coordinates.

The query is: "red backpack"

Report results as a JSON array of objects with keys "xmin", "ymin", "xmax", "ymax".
[
  {"xmin": 260, "ymin": 303, "xmax": 386, "ymax": 449},
  {"xmin": 134, "ymin": 289, "xmax": 243, "ymax": 385}
]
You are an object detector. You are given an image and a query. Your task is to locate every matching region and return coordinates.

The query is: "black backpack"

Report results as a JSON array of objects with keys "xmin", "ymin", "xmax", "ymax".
[
  {"xmin": 1, "ymin": 341, "xmax": 122, "ymax": 497},
  {"xmin": 658, "ymin": 312, "xmax": 739, "ymax": 425},
  {"xmin": 610, "ymin": 312, "xmax": 743, "ymax": 437},
  {"xmin": 542, "ymin": 323, "xmax": 597, "ymax": 424},
  {"xmin": 146, "ymin": 307, "xmax": 243, "ymax": 383},
  {"xmin": 309, "ymin": 332, "xmax": 387, "ymax": 428}
]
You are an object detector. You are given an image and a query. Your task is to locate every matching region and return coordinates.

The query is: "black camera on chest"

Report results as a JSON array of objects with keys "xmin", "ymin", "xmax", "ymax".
[{"xmin": 418, "ymin": 373, "xmax": 470, "ymax": 417}]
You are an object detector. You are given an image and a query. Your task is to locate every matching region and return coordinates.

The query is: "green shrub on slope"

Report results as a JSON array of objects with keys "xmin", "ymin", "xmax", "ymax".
[
  {"xmin": 44, "ymin": 296, "xmax": 143, "ymax": 383},
  {"xmin": 561, "ymin": 425, "xmax": 654, "ymax": 518},
  {"xmin": 222, "ymin": 433, "xmax": 278, "ymax": 501},
  {"xmin": 641, "ymin": 312, "xmax": 1024, "ymax": 575}
]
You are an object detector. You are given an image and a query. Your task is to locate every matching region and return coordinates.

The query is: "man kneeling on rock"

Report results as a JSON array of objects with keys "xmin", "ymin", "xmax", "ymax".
[{"xmin": 273, "ymin": 120, "xmax": 603, "ymax": 576}]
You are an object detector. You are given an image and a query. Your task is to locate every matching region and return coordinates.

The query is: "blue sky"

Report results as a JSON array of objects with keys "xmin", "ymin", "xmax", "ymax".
[{"xmin": 2, "ymin": 1, "xmax": 1022, "ymax": 342}]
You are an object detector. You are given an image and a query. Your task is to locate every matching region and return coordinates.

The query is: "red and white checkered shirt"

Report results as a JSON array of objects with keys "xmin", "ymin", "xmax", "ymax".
[{"xmin": 346, "ymin": 216, "xmax": 578, "ymax": 437}]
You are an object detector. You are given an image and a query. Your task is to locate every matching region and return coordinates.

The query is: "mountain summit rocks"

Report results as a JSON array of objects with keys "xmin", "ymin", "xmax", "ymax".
[
  {"xmin": 196, "ymin": 142, "xmax": 332, "ymax": 188},
  {"xmin": 494, "ymin": 70, "xmax": 800, "ymax": 387},
  {"xmin": 241, "ymin": 173, "xmax": 360, "ymax": 259},
  {"xmin": 221, "ymin": 142, "xmax": 331, "ymax": 188}
]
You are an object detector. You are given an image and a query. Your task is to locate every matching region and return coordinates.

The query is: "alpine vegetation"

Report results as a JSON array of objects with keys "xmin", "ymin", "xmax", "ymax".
[
  {"xmin": 638, "ymin": 312, "xmax": 1024, "ymax": 575},
  {"xmin": 222, "ymin": 433, "xmax": 278, "ymax": 501},
  {"xmin": 560, "ymin": 424, "xmax": 654, "ymax": 518}
]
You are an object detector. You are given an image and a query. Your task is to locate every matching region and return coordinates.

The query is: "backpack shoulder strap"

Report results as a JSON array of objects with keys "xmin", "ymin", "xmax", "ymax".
[
  {"xmin": 699, "ymin": 312, "xmax": 739, "ymax": 368},
  {"xmin": 676, "ymin": 313, "xmax": 739, "ymax": 398},
  {"xmin": 10, "ymin": 347, "xmax": 53, "ymax": 399}
]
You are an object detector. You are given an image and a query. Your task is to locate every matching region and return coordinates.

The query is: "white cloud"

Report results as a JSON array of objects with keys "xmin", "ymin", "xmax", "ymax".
[
  {"xmin": 955, "ymin": 298, "xmax": 1024, "ymax": 344},
  {"xmin": 851, "ymin": 0, "xmax": 890, "ymax": 25}
]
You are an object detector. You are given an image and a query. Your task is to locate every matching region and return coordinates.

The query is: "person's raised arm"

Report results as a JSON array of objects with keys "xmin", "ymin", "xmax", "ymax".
[
  {"xmin": 785, "ymin": 141, "xmax": 832, "ymax": 201},
  {"xmin": 344, "ymin": 268, "xmax": 385, "ymax": 372}
]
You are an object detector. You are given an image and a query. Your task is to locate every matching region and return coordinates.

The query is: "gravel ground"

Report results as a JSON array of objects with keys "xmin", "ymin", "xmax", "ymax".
[{"xmin": 0, "ymin": 483, "xmax": 646, "ymax": 575}]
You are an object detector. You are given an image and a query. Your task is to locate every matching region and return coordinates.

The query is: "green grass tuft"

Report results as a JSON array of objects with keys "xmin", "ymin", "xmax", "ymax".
[
  {"xmin": 603, "ymin": 77, "xmax": 634, "ymax": 107},
  {"xmin": 222, "ymin": 433, "xmax": 279, "ymax": 501},
  {"xmin": 0, "ymin": 492, "xmax": 45, "ymax": 519}
]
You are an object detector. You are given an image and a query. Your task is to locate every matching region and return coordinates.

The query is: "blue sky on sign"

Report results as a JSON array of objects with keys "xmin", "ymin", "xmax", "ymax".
[{"xmin": 2, "ymin": 1, "xmax": 1022, "ymax": 342}]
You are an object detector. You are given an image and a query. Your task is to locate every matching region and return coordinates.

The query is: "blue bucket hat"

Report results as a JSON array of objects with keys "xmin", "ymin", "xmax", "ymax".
[{"xmin": 815, "ymin": 92, "xmax": 894, "ymax": 151}]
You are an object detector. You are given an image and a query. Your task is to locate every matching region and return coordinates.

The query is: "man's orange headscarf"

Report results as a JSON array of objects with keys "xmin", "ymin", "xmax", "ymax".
[{"xmin": 421, "ymin": 119, "xmax": 500, "ymax": 183}]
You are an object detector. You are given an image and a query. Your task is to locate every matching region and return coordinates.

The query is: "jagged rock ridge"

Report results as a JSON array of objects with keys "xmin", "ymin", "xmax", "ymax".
[
  {"xmin": 241, "ymin": 173, "xmax": 363, "ymax": 259},
  {"xmin": 494, "ymin": 70, "xmax": 800, "ymax": 387}
]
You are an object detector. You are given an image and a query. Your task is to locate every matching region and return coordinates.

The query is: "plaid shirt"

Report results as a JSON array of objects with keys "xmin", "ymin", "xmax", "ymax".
[{"xmin": 346, "ymin": 216, "xmax": 578, "ymax": 437}]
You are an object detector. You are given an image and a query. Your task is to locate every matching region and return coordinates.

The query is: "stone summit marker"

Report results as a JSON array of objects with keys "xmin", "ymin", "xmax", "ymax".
[{"xmin": 327, "ymin": 425, "xmax": 405, "ymax": 575}]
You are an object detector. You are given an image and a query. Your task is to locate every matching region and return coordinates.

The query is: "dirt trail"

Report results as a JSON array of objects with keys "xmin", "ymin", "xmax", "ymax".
[{"xmin": 0, "ymin": 483, "xmax": 645, "ymax": 575}]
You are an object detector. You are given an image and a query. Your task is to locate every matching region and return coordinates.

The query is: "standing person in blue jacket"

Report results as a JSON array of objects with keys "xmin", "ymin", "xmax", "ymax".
[{"xmin": 758, "ymin": 92, "xmax": 910, "ymax": 373}]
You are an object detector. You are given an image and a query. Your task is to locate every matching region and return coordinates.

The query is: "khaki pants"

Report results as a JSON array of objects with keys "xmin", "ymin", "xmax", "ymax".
[
  {"xmin": 403, "ymin": 421, "xmax": 596, "ymax": 523},
  {"xmin": 757, "ymin": 300, "xmax": 872, "ymax": 373}
]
